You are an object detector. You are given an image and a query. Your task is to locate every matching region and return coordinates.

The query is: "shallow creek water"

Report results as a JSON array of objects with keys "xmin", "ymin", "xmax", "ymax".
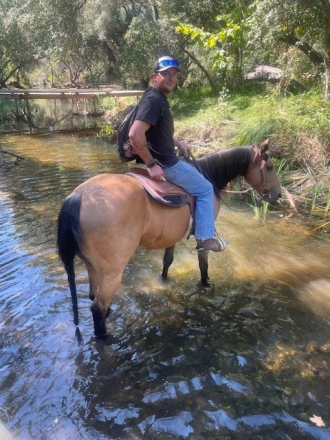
[{"xmin": 1, "ymin": 133, "xmax": 330, "ymax": 440}]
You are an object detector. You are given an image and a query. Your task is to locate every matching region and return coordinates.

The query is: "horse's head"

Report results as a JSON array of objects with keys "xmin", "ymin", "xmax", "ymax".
[{"xmin": 245, "ymin": 139, "xmax": 282, "ymax": 203}]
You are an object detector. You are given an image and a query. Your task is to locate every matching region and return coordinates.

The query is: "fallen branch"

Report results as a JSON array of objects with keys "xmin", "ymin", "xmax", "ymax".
[
  {"xmin": 0, "ymin": 148, "xmax": 25, "ymax": 166},
  {"xmin": 281, "ymin": 186, "xmax": 298, "ymax": 212},
  {"xmin": 1, "ymin": 150, "xmax": 25, "ymax": 160},
  {"xmin": 245, "ymin": 65, "xmax": 304, "ymax": 93}
]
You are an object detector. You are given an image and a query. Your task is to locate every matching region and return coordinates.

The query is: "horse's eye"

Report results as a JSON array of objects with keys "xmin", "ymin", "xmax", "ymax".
[{"xmin": 266, "ymin": 164, "xmax": 273, "ymax": 172}]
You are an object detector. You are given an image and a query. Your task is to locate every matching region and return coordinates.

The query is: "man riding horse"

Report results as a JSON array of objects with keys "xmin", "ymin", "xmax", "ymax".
[
  {"xmin": 128, "ymin": 56, "xmax": 229, "ymax": 254},
  {"xmin": 57, "ymin": 58, "xmax": 281, "ymax": 340}
]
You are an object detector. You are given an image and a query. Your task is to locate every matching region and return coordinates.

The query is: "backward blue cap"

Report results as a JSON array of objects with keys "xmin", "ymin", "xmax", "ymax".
[{"xmin": 153, "ymin": 56, "xmax": 181, "ymax": 72}]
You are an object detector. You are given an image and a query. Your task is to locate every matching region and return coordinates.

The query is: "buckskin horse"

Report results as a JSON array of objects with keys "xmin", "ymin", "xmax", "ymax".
[{"xmin": 57, "ymin": 140, "xmax": 281, "ymax": 341}]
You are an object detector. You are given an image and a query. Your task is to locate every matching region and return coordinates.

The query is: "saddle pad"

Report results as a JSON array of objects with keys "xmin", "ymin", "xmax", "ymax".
[{"xmin": 128, "ymin": 166, "xmax": 193, "ymax": 208}]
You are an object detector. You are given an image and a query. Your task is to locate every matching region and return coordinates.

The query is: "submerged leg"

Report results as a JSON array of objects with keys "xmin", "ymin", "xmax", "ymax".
[
  {"xmin": 198, "ymin": 252, "xmax": 209, "ymax": 287},
  {"xmin": 162, "ymin": 245, "xmax": 175, "ymax": 279},
  {"xmin": 91, "ymin": 301, "xmax": 107, "ymax": 337},
  {"xmin": 90, "ymin": 273, "xmax": 123, "ymax": 337}
]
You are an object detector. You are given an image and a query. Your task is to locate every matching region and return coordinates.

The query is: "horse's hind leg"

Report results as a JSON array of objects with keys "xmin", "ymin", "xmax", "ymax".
[
  {"xmin": 161, "ymin": 245, "xmax": 175, "ymax": 279},
  {"xmin": 198, "ymin": 253, "xmax": 209, "ymax": 286},
  {"xmin": 90, "ymin": 273, "xmax": 123, "ymax": 337},
  {"xmin": 85, "ymin": 263, "xmax": 100, "ymax": 301}
]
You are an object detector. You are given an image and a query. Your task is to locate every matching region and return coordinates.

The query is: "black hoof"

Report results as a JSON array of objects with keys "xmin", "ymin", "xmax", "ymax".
[
  {"xmin": 160, "ymin": 274, "xmax": 170, "ymax": 284},
  {"xmin": 201, "ymin": 277, "xmax": 210, "ymax": 287},
  {"xmin": 95, "ymin": 332, "xmax": 108, "ymax": 341}
]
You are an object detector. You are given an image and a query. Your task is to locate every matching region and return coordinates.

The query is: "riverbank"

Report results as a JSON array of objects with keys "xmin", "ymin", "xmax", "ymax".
[{"xmin": 102, "ymin": 87, "xmax": 330, "ymax": 232}]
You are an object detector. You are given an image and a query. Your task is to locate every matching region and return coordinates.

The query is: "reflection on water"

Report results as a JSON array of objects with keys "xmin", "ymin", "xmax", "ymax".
[
  {"xmin": 0, "ymin": 133, "xmax": 330, "ymax": 439},
  {"xmin": 1, "ymin": 99, "xmax": 104, "ymax": 133}
]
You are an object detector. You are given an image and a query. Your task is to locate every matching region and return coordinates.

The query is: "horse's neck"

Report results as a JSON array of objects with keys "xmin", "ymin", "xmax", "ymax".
[
  {"xmin": 197, "ymin": 146, "xmax": 252, "ymax": 192},
  {"xmin": 223, "ymin": 146, "xmax": 252, "ymax": 180}
]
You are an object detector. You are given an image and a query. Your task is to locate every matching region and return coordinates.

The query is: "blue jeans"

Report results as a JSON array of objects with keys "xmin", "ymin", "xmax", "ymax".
[{"xmin": 163, "ymin": 160, "xmax": 216, "ymax": 240}]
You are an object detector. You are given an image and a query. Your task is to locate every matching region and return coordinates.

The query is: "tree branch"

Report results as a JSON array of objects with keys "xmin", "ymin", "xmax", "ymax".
[
  {"xmin": 0, "ymin": 148, "xmax": 25, "ymax": 166},
  {"xmin": 279, "ymin": 35, "xmax": 324, "ymax": 67},
  {"xmin": 181, "ymin": 48, "xmax": 216, "ymax": 92}
]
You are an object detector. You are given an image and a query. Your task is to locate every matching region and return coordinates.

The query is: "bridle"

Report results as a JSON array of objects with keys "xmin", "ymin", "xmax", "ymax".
[
  {"xmin": 252, "ymin": 145, "xmax": 271, "ymax": 199},
  {"xmin": 222, "ymin": 146, "xmax": 272, "ymax": 210}
]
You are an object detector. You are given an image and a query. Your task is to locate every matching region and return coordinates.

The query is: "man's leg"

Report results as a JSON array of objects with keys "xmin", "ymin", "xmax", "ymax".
[{"xmin": 163, "ymin": 161, "xmax": 228, "ymax": 252}]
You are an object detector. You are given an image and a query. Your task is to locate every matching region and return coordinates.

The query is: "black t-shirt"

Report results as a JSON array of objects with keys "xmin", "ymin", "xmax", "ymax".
[{"xmin": 135, "ymin": 87, "xmax": 179, "ymax": 167}]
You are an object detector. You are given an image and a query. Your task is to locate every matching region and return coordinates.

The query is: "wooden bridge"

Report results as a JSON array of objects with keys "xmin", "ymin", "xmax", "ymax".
[
  {"xmin": 0, "ymin": 87, "xmax": 145, "ymax": 133},
  {"xmin": 0, "ymin": 87, "xmax": 144, "ymax": 100}
]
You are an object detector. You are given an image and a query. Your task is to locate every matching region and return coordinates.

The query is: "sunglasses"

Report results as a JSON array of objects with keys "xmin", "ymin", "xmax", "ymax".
[{"xmin": 158, "ymin": 59, "xmax": 179, "ymax": 68}]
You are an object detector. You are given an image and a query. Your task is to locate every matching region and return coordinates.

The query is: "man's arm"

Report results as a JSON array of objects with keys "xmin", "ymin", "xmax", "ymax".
[
  {"xmin": 129, "ymin": 120, "xmax": 153, "ymax": 164},
  {"xmin": 129, "ymin": 120, "xmax": 165, "ymax": 180}
]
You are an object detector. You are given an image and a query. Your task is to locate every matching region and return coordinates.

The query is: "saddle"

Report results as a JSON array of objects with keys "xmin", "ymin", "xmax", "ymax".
[{"xmin": 128, "ymin": 165, "xmax": 195, "ymax": 214}]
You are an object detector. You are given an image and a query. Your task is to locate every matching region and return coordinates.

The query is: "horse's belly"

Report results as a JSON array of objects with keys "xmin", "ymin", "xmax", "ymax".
[{"xmin": 138, "ymin": 202, "xmax": 192, "ymax": 249}]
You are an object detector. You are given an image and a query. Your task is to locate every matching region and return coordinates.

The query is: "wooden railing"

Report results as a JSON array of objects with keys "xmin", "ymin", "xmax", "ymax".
[{"xmin": 0, "ymin": 88, "xmax": 144, "ymax": 100}]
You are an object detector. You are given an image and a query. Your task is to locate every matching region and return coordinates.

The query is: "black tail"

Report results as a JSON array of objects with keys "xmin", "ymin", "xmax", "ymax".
[{"xmin": 57, "ymin": 193, "xmax": 83, "ymax": 344}]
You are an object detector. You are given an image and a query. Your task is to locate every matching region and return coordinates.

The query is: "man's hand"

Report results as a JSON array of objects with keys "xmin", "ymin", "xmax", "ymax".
[
  {"xmin": 148, "ymin": 164, "xmax": 165, "ymax": 180},
  {"xmin": 175, "ymin": 140, "xmax": 193, "ymax": 157}
]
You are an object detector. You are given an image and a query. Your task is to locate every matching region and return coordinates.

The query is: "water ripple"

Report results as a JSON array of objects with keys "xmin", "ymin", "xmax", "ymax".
[{"xmin": 1, "ymin": 134, "xmax": 330, "ymax": 439}]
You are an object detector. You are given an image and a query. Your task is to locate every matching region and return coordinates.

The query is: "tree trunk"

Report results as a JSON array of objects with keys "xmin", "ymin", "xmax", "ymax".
[
  {"xmin": 323, "ymin": 6, "xmax": 330, "ymax": 99},
  {"xmin": 245, "ymin": 65, "xmax": 304, "ymax": 94},
  {"xmin": 278, "ymin": 35, "xmax": 323, "ymax": 68},
  {"xmin": 324, "ymin": 55, "xmax": 330, "ymax": 100},
  {"xmin": 181, "ymin": 48, "xmax": 216, "ymax": 93}
]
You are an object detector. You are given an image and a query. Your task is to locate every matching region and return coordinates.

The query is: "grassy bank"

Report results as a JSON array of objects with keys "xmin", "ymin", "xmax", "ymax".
[{"xmin": 102, "ymin": 87, "xmax": 330, "ymax": 231}]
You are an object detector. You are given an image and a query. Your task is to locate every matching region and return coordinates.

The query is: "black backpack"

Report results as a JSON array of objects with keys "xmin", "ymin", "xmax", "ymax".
[
  {"xmin": 115, "ymin": 90, "xmax": 148, "ymax": 162},
  {"xmin": 115, "ymin": 88, "xmax": 164, "ymax": 162}
]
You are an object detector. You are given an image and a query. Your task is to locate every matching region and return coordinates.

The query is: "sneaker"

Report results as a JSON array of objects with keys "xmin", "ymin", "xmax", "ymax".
[{"xmin": 196, "ymin": 232, "xmax": 229, "ymax": 254}]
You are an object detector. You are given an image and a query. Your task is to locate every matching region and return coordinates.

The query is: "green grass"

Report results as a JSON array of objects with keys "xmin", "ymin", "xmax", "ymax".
[
  {"xmin": 177, "ymin": 87, "xmax": 330, "ymax": 228},
  {"xmin": 171, "ymin": 86, "xmax": 330, "ymax": 146}
]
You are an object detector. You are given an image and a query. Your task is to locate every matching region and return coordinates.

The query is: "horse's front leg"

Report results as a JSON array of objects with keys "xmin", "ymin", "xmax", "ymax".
[
  {"xmin": 198, "ymin": 252, "xmax": 209, "ymax": 286},
  {"xmin": 161, "ymin": 245, "xmax": 175, "ymax": 279}
]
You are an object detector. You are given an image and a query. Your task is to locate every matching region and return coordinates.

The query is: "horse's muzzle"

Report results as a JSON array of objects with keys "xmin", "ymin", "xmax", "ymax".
[{"xmin": 262, "ymin": 185, "xmax": 282, "ymax": 203}]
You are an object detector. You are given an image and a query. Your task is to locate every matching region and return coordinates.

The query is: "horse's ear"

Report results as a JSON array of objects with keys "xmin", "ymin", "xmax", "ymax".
[{"xmin": 259, "ymin": 139, "xmax": 269, "ymax": 155}]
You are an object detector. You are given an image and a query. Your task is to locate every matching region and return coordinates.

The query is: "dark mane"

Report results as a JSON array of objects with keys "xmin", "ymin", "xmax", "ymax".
[{"xmin": 196, "ymin": 146, "xmax": 253, "ymax": 194}]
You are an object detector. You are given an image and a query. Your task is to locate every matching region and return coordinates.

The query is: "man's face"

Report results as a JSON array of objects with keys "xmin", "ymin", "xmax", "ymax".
[{"xmin": 153, "ymin": 67, "xmax": 178, "ymax": 95}]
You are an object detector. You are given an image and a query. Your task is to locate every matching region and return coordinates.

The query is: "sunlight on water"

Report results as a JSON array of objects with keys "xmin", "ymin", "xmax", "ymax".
[
  {"xmin": 299, "ymin": 278, "xmax": 330, "ymax": 318},
  {"xmin": 0, "ymin": 133, "xmax": 330, "ymax": 439}
]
